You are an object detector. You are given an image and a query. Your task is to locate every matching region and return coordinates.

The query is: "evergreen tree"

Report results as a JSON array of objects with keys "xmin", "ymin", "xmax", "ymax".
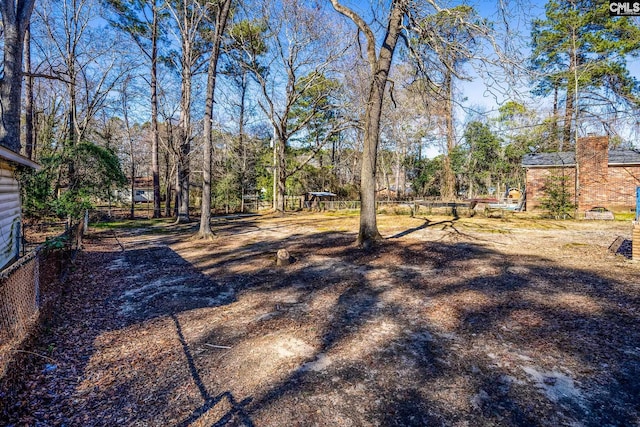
[
  {"xmin": 540, "ymin": 173, "xmax": 575, "ymax": 219},
  {"xmin": 457, "ymin": 121, "xmax": 501, "ymax": 198},
  {"xmin": 530, "ymin": 0, "xmax": 640, "ymax": 148}
]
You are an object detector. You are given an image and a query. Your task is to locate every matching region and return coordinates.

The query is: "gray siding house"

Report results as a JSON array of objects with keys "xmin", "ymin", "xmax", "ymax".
[{"xmin": 0, "ymin": 146, "xmax": 39, "ymax": 270}]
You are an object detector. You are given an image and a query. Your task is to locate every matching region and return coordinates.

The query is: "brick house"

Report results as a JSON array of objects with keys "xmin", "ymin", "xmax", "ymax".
[{"xmin": 522, "ymin": 136, "xmax": 640, "ymax": 213}]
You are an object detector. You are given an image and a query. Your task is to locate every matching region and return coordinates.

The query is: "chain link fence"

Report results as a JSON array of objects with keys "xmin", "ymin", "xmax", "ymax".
[{"xmin": 0, "ymin": 219, "xmax": 85, "ymax": 377}]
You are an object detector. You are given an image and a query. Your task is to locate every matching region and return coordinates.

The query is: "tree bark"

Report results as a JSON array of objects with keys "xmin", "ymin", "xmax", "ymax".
[
  {"xmin": 563, "ymin": 46, "xmax": 578, "ymax": 150},
  {"xmin": 441, "ymin": 71, "xmax": 456, "ymax": 200},
  {"xmin": 275, "ymin": 135, "xmax": 287, "ymax": 213},
  {"xmin": 239, "ymin": 71, "xmax": 247, "ymax": 214},
  {"xmin": 331, "ymin": 0, "xmax": 406, "ymax": 246},
  {"xmin": 0, "ymin": 0, "xmax": 35, "ymax": 153},
  {"xmin": 198, "ymin": 0, "xmax": 232, "ymax": 238},
  {"xmin": 563, "ymin": 85, "xmax": 574, "ymax": 150},
  {"xmin": 151, "ymin": 2, "xmax": 161, "ymax": 218},
  {"xmin": 24, "ymin": 23, "xmax": 34, "ymax": 159},
  {"xmin": 177, "ymin": 63, "xmax": 191, "ymax": 222}
]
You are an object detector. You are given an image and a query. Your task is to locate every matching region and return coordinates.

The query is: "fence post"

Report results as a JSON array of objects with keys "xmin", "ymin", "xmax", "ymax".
[{"xmin": 84, "ymin": 209, "xmax": 89, "ymax": 234}]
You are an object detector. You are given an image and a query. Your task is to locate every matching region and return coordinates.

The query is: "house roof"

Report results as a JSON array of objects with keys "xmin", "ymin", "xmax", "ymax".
[
  {"xmin": 0, "ymin": 145, "xmax": 40, "ymax": 170},
  {"xmin": 608, "ymin": 149, "xmax": 640, "ymax": 165},
  {"xmin": 522, "ymin": 152, "xmax": 576, "ymax": 167},
  {"xmin": 522, "ymin": 149, "xmax": 640, "ymax": 167},
  {"xmin": 130, "ymin": 177, "xmax": 154, "ymax": 188},
  {"xmin": 308, "ymin": 191, "xmax": 336, "ymax": 197}
]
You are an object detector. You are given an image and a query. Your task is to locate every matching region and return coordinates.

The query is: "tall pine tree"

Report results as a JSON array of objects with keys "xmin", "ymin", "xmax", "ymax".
[
  {"xmin": 105, "ymin": 0, "xmax": 168, "ymax": 218},
  {"xmin": 530, "ymin": 0, "xmax": 640, "ymax": 149}
]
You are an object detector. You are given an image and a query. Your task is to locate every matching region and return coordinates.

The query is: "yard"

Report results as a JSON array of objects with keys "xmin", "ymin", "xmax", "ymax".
[{"xmin": 1, "ymin": 212, "xmax": 639, "ymax": 426}]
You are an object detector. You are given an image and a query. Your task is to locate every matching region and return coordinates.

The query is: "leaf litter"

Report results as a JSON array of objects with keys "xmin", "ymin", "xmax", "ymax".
[{"xmin": 1, "ymin": 213, "xmax": 639, "ymax": 426}]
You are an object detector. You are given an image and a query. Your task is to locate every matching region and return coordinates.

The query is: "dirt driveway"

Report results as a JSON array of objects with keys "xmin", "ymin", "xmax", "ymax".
[{"xmin": 2, "ymin": 212, "xmax": 640, "ymax": 426}]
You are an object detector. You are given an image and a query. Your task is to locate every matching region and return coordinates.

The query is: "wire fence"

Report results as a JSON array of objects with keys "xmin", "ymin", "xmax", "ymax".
[{"xmin": 0, "ymin": 219, "xmax": 85, "ymax": 377}]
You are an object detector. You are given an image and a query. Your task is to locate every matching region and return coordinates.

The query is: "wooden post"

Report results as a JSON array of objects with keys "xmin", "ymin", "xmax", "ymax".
[{"xmin": 633, "ymin": 223, "xmax": 640, "ymax": 261}]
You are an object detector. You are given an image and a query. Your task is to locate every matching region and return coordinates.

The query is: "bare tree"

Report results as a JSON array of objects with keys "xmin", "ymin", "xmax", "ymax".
[
  {"xmin": 249, "ymin": 0, "xmax": 349, "ymax": 213},
  {"xmin": 329, "ymin": 0, "xmax": 407, "ymax": 246},
  {"xmin": 34, "ymin": 0, "xmax": 133, "ymax": 145},
  {"xmin": 409, "ymin": 6, "xmax": 490, "ymax": 200},
  {"xmin": 329, "ymin": 0, "xmax": 512, "ymax": 246}
]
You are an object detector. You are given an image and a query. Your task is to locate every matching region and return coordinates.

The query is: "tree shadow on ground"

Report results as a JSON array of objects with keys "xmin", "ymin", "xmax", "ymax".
[
  {"xmin": 3, "ymin": 217, "xmax": 640, "ymax": 426},
  {"xmin": 181, "ymin": 223, "xmax": 639, "ymax": 426},
  {"xmin": 388, "ymin": 218, "xmax": 456, "ymax": 239},
  {"xmin": 172, "ymin": 315, "xmax": 254, "ymax": 427}
]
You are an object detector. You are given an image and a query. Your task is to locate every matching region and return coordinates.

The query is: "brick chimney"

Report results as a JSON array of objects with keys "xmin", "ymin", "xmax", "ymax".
[{"xmin": 576, "ymin": 135, "xmax": 609, "ymax": 212}]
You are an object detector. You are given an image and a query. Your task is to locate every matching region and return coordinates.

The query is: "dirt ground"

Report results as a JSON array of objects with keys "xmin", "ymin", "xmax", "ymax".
[{"xmin": 2, "ymin": 212, "xmax": 640, "ymax": 426}]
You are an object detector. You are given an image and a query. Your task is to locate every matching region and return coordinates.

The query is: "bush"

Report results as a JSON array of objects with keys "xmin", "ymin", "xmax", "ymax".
[{"xmin": 540, "ymin": 173, "xmax": 575, "ymax": 219}]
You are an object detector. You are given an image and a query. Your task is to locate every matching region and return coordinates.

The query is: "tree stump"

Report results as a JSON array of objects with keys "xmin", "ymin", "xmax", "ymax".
[{"xmin": 276, "ymin": 249, "xmax": 291, "ymax": 266}]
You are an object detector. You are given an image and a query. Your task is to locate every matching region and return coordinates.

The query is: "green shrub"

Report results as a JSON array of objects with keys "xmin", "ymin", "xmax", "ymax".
[{"xmin": 540, "ymin": 173, "xmax": 575, "ymax": 219}]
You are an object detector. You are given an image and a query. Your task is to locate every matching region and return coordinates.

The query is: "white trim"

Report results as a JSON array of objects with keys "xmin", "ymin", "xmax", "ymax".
[
  {"xmin": 608, "ymin": 162, "xmax": 640, "ymax": 167},
  {"xmin": 524, "ymin": 164, "xmax": 576, "ymax": 168},
  {"xmin": 0, "ymin": 145, "xmax": 40, "ymax": 170},
  {"xmin": 526, "ymin": 162, "xmax": 640, "ymax": 168}
]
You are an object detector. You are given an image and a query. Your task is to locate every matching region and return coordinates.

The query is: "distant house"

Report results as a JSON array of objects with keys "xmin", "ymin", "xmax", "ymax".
[
  {"xmin": 522, "ymin": 136, "xmax": 640, "ymax": 213},
  {"xmin": 115, "ymin": 177, "xmax": 154, "ymax": 203},
  {"xmin": 0, "ymin": 146, "xmax": 40, "ymax": 270}
]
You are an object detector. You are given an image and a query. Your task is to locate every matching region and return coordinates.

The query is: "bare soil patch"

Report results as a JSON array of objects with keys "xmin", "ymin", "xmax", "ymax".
[{"xmin": 2, "ymin": 213, "xmax": 639, "ymax": 426}]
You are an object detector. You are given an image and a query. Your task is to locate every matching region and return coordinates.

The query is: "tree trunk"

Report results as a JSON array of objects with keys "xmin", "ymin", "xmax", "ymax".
[
  {"xmin": 553, "ymin": 84, "xmax": 560, "ymax": 151},
  {"xmin": 164, "ymin": 150, "xmax": 172, "ymax": 217},
  {"xmin": 0, "ymin": 0, "xmax": 35, "ymax": 153},
  {"xmin": 441, "ymin": 72, "xmax": 456, "ymax": 200},
  {"xmin": 130, "ymin": 171, "xmax": 135, "ymax": 219},
  {"xmin": 177, "ymin": 141, "xmax": 190, "ymax": 221},
  {"xmin": 563, "ymin": 86, "xmax": 574, "ymax": 150},
  {"xmin": 67, "ymin": 75, "xmax": 78, "ymax": 189},
  {"xmin": 198, "ymin": 0, "xmax": 232, "ymax": 238},
  {"xmin": 174, "ymin": 169, "xmax": 180, "ymax": 218},
  {"xmin": 151, "ymin": 2, "xmax": 161, "ymax": 218},
  {"xmin": 395, "ymin": 147, "xmax": 402, "ymax": 199},
  {"xmin": 121, "ymin": 77, "xmax": 136, "ymax": 219},
  {"xmin": 239, "ymin": 72, "xmax": 247, "ymax": 213},
  {"xmin": 563, "ymin": 48, "xmax": 577, "ymax": 150},
  {"xmin": 358, "ymin": 8, "xmax": 405, "ymax": 245},
  {"xmin": 24, "ymin": 24, "xmax": 34, "ymax": 159},
  {"xmin": 177, "ymin": 64, "xmax": 191, "ymax": 223},
  {"xmin": 358, "ymin": 73, "xmax": 387, "ymax": 245},
  {"xmin": 275, "ymin": 136, "xmax": 287, "ymax": 213}
]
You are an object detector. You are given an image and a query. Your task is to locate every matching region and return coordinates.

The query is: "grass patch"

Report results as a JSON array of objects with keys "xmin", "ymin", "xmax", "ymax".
[
  {"xmin": 325, "ymin": 210, "xmax": 360, "ymax": 217},
  {"xmin": 614, "ymin": 212, "xmax": 635, "ymax": 221},
  {"xmin": 460, "ymin": 222, "xmax": 512, "ymax": 234},
  {"xmin": 92, "ymin": 218, "xmax": 171, "ymax": 230},
  {"xmin": 563, "ymin": 242, "xmax": 590, "ymax": 248}
]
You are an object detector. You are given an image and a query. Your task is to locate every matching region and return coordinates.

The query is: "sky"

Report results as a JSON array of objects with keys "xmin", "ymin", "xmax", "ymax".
[{"xmin": 92, "ymin": 0, "xmax": 640, "ymax": 153}]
